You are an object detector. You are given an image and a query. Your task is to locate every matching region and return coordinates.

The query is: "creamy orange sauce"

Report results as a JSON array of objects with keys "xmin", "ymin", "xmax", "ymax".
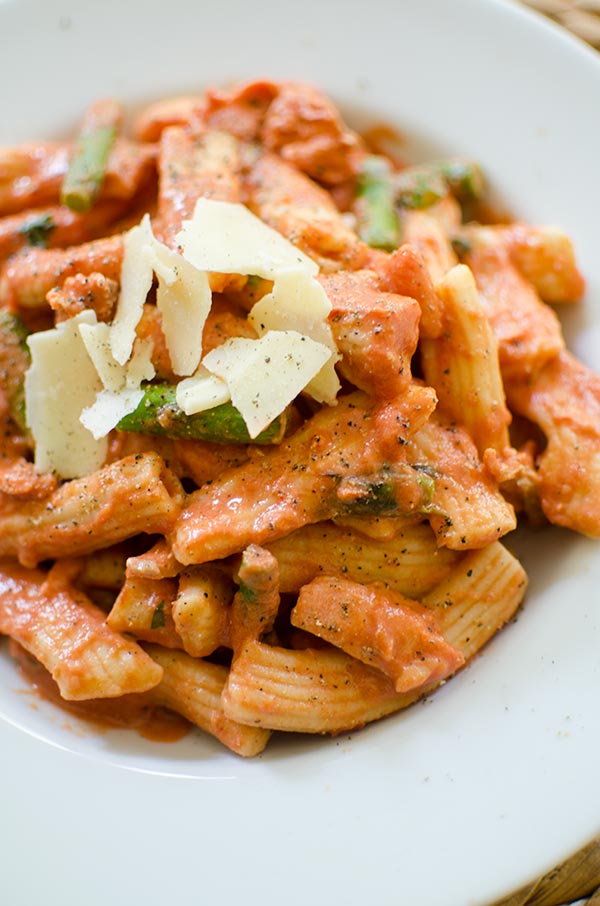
[{"xmin": 11, "ymin": 641, "xmax": 190, "ymax": 743}]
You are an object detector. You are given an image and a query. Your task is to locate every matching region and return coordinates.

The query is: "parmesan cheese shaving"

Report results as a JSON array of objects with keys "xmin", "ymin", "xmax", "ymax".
[
  {"xmin": 80, "ymin": 321, "xmax": 127, "ymax": 392},
  {"xmin": 177, "ymin": 198, "xmax": 319, "ymax": 280},
  {"xmin": 176, "ymin": 366, "xmax": 231, "ymax": 415},
  {"xmin": 80, "ymin": 388, "xmax": 145, "ymax": 440},
  {"xmin": 80, "ymin": 320, "xmax": 155, "ymax": 438},
  {"xmin": 248, "ymin": 268, "xmax": 341, "ymax": 404},
  {"xmin": 109, "ymin": 214, "xmax": 155, "ymax": 365},
  {"xmin": 110, "ymin": 214, "xmax": 211, "ymax": 375},
  {"xmin": 202, "ymin": 330, "xmax": 331, "ymax": 438},
  {"xmin": 24, "ymin": 311, "xmax": 107, "ymax": 478},
  {"xmin": 125, "ymin": 337, "xmax": 155, "ymax": 389},
  {"xmin": 147, "ymin": 242, "xmax": 212, "ymax": 377}
]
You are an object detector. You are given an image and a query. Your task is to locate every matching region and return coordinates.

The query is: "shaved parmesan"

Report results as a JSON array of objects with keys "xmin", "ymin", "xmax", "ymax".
[
  {"xmin": 148, "ymin": 242, "xmax": 212, "ymax": 377},
  {"xmin": 304, "ymin": 361, "xmax": 341, "ymax": 406},
  {"xmin": 81, "ymin": 321, "xmax": 155, "ymax": 393},
  {"xmin": 202, "ymin": 330, "xmax": 331, "ymax": 438},
  {"xmin": 249, "ymin": 268, "xmax": 341, "ymax": 404},
  {"xmin": 110, "ymin": 214, "xmax": 155, "ymax": 365},
  {"xmin": 178, "ymin": 199, "xmax": 319, "ymax": 280},
  {"xmin": 80, "ymin": 388, "xmax": 145, "ymax": 440},
  {"xmin": 24, "ymin": 311, "xmax": 107, "ymax": 478},
  {"xmin": 125, "ymin": 337, "xmax": 155, "ymax": 389},
  {"xmin": 110, "ymin": 214, "xmax": 211, "ymax": 376},
  {"xmin": 80, "ymin": 317, "xmax": 155, "ymax": 438},
  {"xmin": 80, "ymin": 321, "xmax": 127, "ymax": 392},
  {"xmin": 176, "ymin": 366, "xmax": 231, "ymax": 415}
]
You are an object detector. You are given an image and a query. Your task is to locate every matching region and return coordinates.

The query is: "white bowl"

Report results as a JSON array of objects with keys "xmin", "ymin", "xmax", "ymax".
[{"xmin": 1, "ymin": 1, "xmax": 600, "ymax": 904}]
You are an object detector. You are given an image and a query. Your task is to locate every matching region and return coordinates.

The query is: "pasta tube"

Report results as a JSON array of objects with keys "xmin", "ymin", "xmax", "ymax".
[
  {"xmin": 156, "ymin": 127, "xmax": 241, "ymax": 250},
  {"xmin": 145, "ymin": 645, "xmax": 270, "ymax": 757},
  {"xmin": 420, "ymin": 264, "xmax": 512, "ymax": 455},
  {"xmin": 0, "ymin": 452, "xmax": 183, "ymax": 567},
  {"xmin": 424, "ymin": 541, "xmax": 528, "ymax": 660},
  {"xmin": 265, "ymin": 519, "xmax": 461, "ymax": 597},
  {"xmin": 0, "ymin": 562, "xmax": 163, "ymax": 700}
]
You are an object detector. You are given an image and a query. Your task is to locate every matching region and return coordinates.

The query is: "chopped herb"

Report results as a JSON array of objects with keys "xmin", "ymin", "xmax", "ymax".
[
  {"xmin": 151, "ymin": 601, "xmax": 166, "ymax": 629},
  {"xmin": 19, "ymin": 214, "xmax": 56, "ymax": 248}
]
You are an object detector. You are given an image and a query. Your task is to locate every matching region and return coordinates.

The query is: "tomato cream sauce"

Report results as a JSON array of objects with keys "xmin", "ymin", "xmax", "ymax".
[{"xmin": 10, "ymin": 640, "xmax": 190, "ymax": 743}]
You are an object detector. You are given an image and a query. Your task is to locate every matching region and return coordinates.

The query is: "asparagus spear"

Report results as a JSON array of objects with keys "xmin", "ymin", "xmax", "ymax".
[
  {"xmin": 61, "ymin": 99, "xmax": 122, "ymax": 213},
  {"xmin": 355, "ymin": 155, "xmax": 401, "ymax": 251},
  {"xmin": 117, "ymin": 383, "xmax": 289, "ymax": 445},
  {"xmin": 0, "ymin": 310, "xmax": 30, "ymax": 432},
  {"xmin": 394, "ymin": 158, "xmax": 484, "ymax": 209}
]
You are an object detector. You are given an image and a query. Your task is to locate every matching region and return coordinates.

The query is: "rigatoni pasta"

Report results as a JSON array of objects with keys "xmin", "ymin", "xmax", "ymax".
[{"xmin": 0, "ymin": 78, "xmax": 598, "ymax": 756}]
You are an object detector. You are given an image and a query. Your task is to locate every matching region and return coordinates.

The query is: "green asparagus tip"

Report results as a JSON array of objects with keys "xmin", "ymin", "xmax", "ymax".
[
  {"xmin": 356, "ymin": 155, "xmax": 401, "ymax": 252},
  {"xmin": 394, "ymin": 158, "xmax": 484, "ymax": 210},
  {"xmin": 60, "ymin": 124, "xmax": 117, "ymax": 213}
]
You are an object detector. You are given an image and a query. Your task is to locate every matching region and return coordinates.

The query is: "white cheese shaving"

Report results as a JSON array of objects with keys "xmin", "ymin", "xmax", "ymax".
[
  {"xmin": 109, "ymin": 214, "xmax": 155, "ymax": 365},
  {"xmin": 79, "ymin": 321, "xmax": 126, "ymax": 392},
  {"xmin": 80, "ymin": 388, "xmax": 145, "ymax": 440},
  {"xmin": 248, "ymin": 268, "xmax": 341, "ymax": 404},
  {"xmin": 147, "ymin": 242, "xmax": 212, "ymax": 377},
  {"xmin": 202, "ymin": 330, "xmax": 331, "ymax": 438},
  {"xmin": 177, "ymin": 199, "xmax": 319, "ymax": 280},
  {"xmin": 176, "ymin": 365, "xmax": 231, "ymax": 415},
  {"xmin": 110, "ymin": 214, "xmax": 211, "ymax": 375},
  {"xmin": 78, "ymin": 326, "xmax": 155, "ymax": 439},
  {"xmin": 24, "ymin": 311, "xmax": 107, "ymax": 478},
  {"xmin": 124, "ymin": 337, "xmax": 155, "ymax": 389}
]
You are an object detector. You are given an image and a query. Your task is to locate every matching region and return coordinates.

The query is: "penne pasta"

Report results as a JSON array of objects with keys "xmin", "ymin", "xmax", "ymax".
[
  {"xmin": 221, "ymin": 639, "xmax": 428, "ymax": 734},
  {"xmin": 265, "ymin": 519, "xmax": 462, "ymax": 597},
  {"xmin": 245, "ymin": 150, "xmax": 369, "ymax": 271},
  {"xmin": 145, "ymin": 644, "xmax": 270, "ymax": 757},
  {"xmin": 423, "ymin": 541, "xmax": 528, "ymax": 660},
  {"xmin": 0, "ymin": 562, "xmax": 163, "ymax": 700},
  {"xmin": 156, "ymin": 127, "xmax": 241, "ymax": 249},
  {"xmin": 0, "ymin": 452, "xmax": 183, "ymax": 568},
  {"xmin": 222, "ymin": 541, "xmax": 526, "ymax": 734},
  {"xmin": 420, "ymin": 264, "xmax": 512, "ymax": 456}
]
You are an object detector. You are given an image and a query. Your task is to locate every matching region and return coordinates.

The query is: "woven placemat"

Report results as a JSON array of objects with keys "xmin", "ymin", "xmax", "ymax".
[
  {"xmin": 521, "ymin": 0, "xmax": 600, "ymax": 46},
  {"xmin": 489, "ymin": 5, "xmax": 600, "ymax": 905},
  {"xmin": 490, "ymin": 839, "xmax": 600, "ymax": 905}
]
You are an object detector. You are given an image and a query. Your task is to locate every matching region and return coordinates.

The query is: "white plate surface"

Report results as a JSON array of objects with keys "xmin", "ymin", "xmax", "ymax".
[{"xmin": 1, "ymin": 1, "xmax": 600, "ymax": 904}]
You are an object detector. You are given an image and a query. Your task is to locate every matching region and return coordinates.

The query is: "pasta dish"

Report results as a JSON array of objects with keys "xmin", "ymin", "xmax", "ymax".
[{"xmin": 0, "ymin": 80, "xmax": 598, "ymax": 756}]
